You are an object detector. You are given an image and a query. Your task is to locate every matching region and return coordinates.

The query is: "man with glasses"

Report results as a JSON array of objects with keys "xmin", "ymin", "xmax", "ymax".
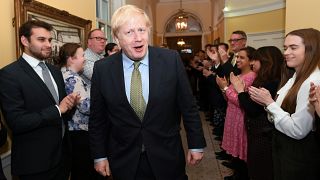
[
  {"xmin": 219, "ymin": 30, "xmax": 247, "ymax": 76},
  {"xmin": 219, "ymin": 30, "xmax": 248, "ymax": 179},
  {"xmin": 228, "ymin": 30, "xmax": 247, "ymax": 69},
  {"xmin": 82, "ymin": 29, "xmax": 107, "ymax": 83}
]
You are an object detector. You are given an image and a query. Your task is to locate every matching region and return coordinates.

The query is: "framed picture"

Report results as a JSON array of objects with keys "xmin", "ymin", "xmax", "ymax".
[{"xmin": 14, "ymin": 0, "xmax": 92, "ymax": 64}]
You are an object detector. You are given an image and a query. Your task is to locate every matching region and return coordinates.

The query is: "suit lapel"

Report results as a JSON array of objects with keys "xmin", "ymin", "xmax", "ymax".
[
  {"xmin": 18, "ymin": 58, "xmax": 58, "ymax": 104},
  {"xmin": 47, "ymin": 63, "xmax": 66, "ymax": 102},
  {"xmin": 110, "ymin": 48, "xmax": 163, "ymax": 122},
  {"xmin": 109, "ymin": 53, "xmax": 134, "ymax": 109},
  {"xmin": 143, "ymin": 47, "xmax": 162, "ymax": 121}
]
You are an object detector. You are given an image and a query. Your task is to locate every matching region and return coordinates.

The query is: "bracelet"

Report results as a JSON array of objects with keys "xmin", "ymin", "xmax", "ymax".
[{"xmin": 221, "ymin": 86, "xmax": 228, "ymax": 93}]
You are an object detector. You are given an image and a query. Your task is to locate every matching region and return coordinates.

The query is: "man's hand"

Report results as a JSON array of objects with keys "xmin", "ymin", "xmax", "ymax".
[
  {"xmin": 218, "ymin": 47, "xmax": 228, "ymax": 64},
  {"xmin": 58, "ymin": 92, "xmax": 80, "ymax": 114},
  {"xmin": 202, "ymin": 68, "xmax": 213, "ymax": 77},
  {"xmin": 202, "ymin": 60, "xmax": 212, "ymax": 70},
  {"xmin": 206, "ymin": 48, "xmax": 218, "ymax": 62},
  {"xmin": 94, "ymin": 159, "xmax": 111, "ymax": 177},
  {"xmin": 187, "ymin": 150, "xmax": 204, "ymax": 165}
]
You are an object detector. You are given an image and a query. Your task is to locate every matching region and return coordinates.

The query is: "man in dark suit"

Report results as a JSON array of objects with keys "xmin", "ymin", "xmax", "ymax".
[
  {"xmin": 89, "ymin": 5, "xmax": 206, "ymax": 180},
  {"xmin": 0, "ymin": 20, "xmax": 79, "ymax": 180},
  {"xmin": 226, "ymin": 30, "xmax": 247, "ymax": 75},
  {"xmin": 0, "ymin": 116, "xmax": 7, "ymax": 180}
]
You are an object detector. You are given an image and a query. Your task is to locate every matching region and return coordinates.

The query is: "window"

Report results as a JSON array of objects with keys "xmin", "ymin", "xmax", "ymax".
[
  {"xmin": 96, "ymin": 0, "xmax": 111, "ymax": 41},
  {"xmin": 96, "ymin": 0, "xmax": 124, "ymax": 42}
]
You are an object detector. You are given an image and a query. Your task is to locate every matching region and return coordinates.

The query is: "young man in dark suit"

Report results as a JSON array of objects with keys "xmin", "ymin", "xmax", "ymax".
[
  {"xmin": 0, "ymin": 20, "xmax": 79, "ymax": 180},
  {"xmin": 89, "ymin": 5, "xmax": 206, "ymax": 180}
]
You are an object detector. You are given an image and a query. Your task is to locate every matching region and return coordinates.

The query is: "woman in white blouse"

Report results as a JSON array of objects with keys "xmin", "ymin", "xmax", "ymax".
[{"xmin": 247, "ymin": 28, "xmax": 320, "ymax": 180}]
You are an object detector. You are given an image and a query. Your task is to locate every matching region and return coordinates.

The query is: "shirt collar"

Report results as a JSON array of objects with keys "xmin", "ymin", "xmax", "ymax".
[
  {"xmin": 22, "ymin": 52, "xmax": 45, "ymax": 68},
  {"xmin": 85, "ymin": 48, "xmax": 104, "ymax": 59},
  {"xmin": 122, "ymin": 50, "xmax": 149, "ymax": 70}
]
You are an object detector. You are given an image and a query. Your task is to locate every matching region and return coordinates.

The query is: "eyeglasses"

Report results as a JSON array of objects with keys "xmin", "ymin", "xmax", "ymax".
[
  {"xmin": 89, "ymin": 37, "xmax": 107, "ymax": 41},
  {"xmin": 228, "ymin": 38, "xmax": 245, "ymax": 43}
]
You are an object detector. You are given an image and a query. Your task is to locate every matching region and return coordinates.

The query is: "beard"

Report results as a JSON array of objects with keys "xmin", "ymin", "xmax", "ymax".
[{"xmin": 28, "ymin": 46, "xmax": 52, "ymax": 60}]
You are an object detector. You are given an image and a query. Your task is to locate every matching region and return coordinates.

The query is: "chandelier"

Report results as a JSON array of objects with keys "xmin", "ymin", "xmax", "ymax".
[
  {"xmin": 177, "ymin": 39, "xmax": 186, "ymax": 46},
  {"xmin": 175, "ymin": 0, "xmax": 188, "ymax": 31}
]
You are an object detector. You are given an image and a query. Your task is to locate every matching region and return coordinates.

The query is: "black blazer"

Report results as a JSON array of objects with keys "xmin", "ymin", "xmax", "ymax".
[
  {"xmin": 89, "ymin": 46, "xmax": 206, "ymax": 180},
  {"xmin": 0, "ymin": 117, "xmax": 7, "ymax": 147},
  {"xmin": 0, "ymin": 57, "xmax": 68, "ymax": 175},
  {"xmin": 206, "ymin": 64, "xmax": 228, "ymax": 109},
  {"xmin": 0, "ymin": 116, "xmax": 7, "ymax": 180}
]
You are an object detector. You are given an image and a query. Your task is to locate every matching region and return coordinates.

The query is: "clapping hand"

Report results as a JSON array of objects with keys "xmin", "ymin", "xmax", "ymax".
[
  {"xmin": 203, "ymin": 68, "xmax": 213, "ymax": 77},
  {"xmin": 218, "ymin": 47, "xmax": 228, "ymax": 64},
  {"xmin": 206, "ymin": 48, "xmax": 218, "ymax": 61},
  {"xmin": 216, "ymin": 76, "xmax": 228, "ymax": 91},
  {"xmin": 59, "ymin": 92, "xmax": 81, "ymax": 113},
  {"xmin": 248, "ymin": 86, "xmax": 274, "ymax": 106},
  {"xmin": 309, "ymin": 82, "xmax": 320, "ymax": 117},
  {"xmin": 230, "ymin": 72, "xmax": 245, "ymax": 93}
]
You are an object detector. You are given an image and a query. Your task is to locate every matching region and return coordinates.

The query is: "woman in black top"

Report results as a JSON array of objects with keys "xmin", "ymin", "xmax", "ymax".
[{"xmin": 230, "ymin": 46, "xmax": 284, "ymax": 180}]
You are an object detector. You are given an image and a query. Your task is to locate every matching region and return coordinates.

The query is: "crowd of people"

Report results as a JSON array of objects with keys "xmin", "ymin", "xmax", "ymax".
[
  {"xmin": 185, "ymin": 28, "xmax": 320, "ymax": 180},
  {"xmin": 0, "ymin": 3, "xmax": 320, "ymax": 180},
  {"xmin": 0, "ymin": 4, "xmax": 206, "ymax": 180}
]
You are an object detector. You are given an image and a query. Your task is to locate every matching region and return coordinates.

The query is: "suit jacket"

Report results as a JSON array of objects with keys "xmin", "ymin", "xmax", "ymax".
[
  {"xmin": 221, "ymin": 59, "xmax": 241, "ymax": 83},
  {"xmin": 207, "ymin": 65, "xmax": 227, "ymax": 109},
  {"xmin": 89, "ymin": 46, "xmax": 206, "ymax": 180},
  {"xmin": 0, "ymin": 116, "xmax": 7, "ymax": 180},
  {"xmin": 0, "ymin": 57, "xmax": 69, "ymax": 175}
]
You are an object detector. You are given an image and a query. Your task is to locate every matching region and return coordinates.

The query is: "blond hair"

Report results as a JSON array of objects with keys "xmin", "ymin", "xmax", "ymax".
[{"xmin": 111, "ymin": 5, "xmax": 151, "ymax": 38}]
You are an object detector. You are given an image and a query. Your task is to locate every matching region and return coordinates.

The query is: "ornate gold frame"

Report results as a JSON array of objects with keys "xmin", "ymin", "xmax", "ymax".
[{"xmin": 14, "ymin": 0, "xmax": 92, "ymax": 57}]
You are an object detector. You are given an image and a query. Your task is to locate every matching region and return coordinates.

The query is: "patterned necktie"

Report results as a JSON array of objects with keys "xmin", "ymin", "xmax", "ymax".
[
  {"xmin": 38, "ymin": 62, "xmax": 59, "ymax": 104},
  {"xmin": 130, "ymin": 61, "xmax": 146, "ymax": 121}
]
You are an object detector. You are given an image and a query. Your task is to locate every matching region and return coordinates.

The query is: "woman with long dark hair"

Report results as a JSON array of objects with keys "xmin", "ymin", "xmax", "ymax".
[
  {"xmin": 249, "ymin": 28, "xmax": 320, "ymax": 180},
  {"xmin": 216, "ymin": 46, "xmax": 256, "ymax": 179},
  {"xmin": 231, "ymin": 46, "xmax": 284, "ymax": 180}
]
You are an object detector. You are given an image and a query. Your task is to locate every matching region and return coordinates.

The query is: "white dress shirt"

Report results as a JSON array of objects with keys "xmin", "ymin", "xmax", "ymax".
[
  {"xmin": 23, "ymin": 53, "xmax": 63, "ymax": 135},
  {"xmin": 22, "ymin": 53, "xmax": 59, "ymax": 99},
  {"xmin": 122, "ymin": 52, "xmax": 149, "ymax": 104},
  {"xmin": 266, "ymin": 68, "xmax": 320, "ymax": 139}
]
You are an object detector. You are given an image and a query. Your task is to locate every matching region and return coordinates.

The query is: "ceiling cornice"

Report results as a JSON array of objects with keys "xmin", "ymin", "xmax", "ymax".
[{"xmin": 224, "ymin": 1, "xmax": 285, "ymax": 18}]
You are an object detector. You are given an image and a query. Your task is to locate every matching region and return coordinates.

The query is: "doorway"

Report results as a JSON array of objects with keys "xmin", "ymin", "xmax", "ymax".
[{"xmin": 166, "ymin": 35, "xmax": 201, "ymax": 62}]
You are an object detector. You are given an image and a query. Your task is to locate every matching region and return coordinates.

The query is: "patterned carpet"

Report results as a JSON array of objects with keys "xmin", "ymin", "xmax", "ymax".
[{"xmin": 182, "ymin": 112, "xmax": 233, "ymax": 180}]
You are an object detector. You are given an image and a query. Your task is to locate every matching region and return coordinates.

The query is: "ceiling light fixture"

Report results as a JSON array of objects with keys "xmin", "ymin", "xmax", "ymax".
[
  {"xmin": 177, "ymin": 39, "xmax": 186, "ymax": 46},
  {"xmin": 175, "ymin": 0, "xmax": 188, "ymax": 31}
]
